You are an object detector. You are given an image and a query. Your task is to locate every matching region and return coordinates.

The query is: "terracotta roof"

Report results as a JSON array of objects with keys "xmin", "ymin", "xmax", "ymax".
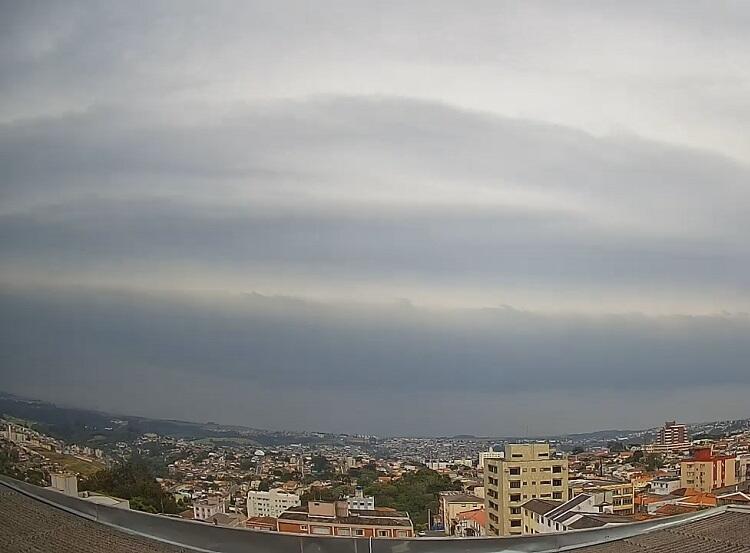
[{"xmin": 455, "ymin": 508, "xmax": 486, "ymax": 526}]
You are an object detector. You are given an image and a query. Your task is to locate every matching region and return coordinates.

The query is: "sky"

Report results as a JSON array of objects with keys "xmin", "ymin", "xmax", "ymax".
[{"xmin": 1, "ymin": 1, "xmax": 750, "ymax": 437}]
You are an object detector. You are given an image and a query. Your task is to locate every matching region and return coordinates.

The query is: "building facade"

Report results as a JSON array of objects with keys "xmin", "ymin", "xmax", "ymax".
[
  {"xmin": 346, "ymin": 487, "xmax": 375, "ymax": 511},
  {"xmin": 645, "ymin": 421, "xmax": 690, "ymax": 453},
  {"xmin": 437, "ymin": 491, "xmax": 484, "ymax": 535},
  {"xmin": 276, "ymin": 501, "xmax": 413, "ymax": 538},
  {"xmin": 247, "ymin": 489, "xmax": 301, "ymax": 518},
  {"xmin": 484, "ymin": 443, "xmax": 568, "ymax": 536},
  {"xmin": 568, "ymin": 479, "xmax": 634, "ymax": 515},
  {"xmin": 680, "ymin": 448, "xmax": 737, "ymax": 493},
  {"xmin": 193, "ymin": 497, "xmax": 225, "ymax": 520}
]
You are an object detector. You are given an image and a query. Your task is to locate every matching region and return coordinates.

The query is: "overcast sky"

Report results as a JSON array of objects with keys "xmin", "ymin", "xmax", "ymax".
[{"xmin": 1, "ymin": 1, "xmax": 749, "ymax": 436}]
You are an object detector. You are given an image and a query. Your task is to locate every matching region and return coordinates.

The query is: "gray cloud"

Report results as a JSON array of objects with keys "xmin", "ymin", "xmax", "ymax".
[
  {"xmin": 1, "ymin": 287, "xmax": 749, "ymax": 435},
  {"xmin": 1, "ymin": 2, "xmax": 749, "ymax": 434}
]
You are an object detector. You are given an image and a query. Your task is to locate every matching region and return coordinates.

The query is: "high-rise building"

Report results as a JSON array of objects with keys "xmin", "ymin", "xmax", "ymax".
[
  {"xmin": 246, "ymin": 489, "xmax": 301, "ymax": 518},
  {"xmin": 484, "ymin": 443, "xmax": 568, "ymax": 536},
  {"xmin": 646, "ymin": 421, "xmax": 689, "ymax": 453},
  {"xmin": 680, "ymin": 447, "xmax": 737, "ymax": 493}
]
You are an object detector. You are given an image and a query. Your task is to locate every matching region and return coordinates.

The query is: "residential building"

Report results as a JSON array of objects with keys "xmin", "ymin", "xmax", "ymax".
[
  {"xmin": 346, "ymin": 487, "xmax": 374, "ymax": 511},
  {"xmin": 645, "ymin": 421, "xmax": 689, "ymax": 453},
  {"xmin": 246, "ymin": 488, "xmax": 301, "ymax": 518},
  {"xmin": 568, "ymin": 478, "xmax": 634, "ymax": 515},
  {"xmin": 276, "ymin": 500, "xmax": 414, "ymax": 538},
  {"xmin": 454, "ymin": 508, "xmax": 487, "ymax": 537},
  {"xmin": 484, "ymin": 443, "xmax": 568, "ymax": 536},
  {"xmin": 522, "ymin": 493, "xmax": 633, "ymax": 535},
  {"xmin": 649, "ymin": 476, "xmax": 682, "ymax": 495},
  {"xmin": 479, "ymin": 449, "xmax": 504, "ymax": 470},
  {"xmin": 680, "ymin": 447, "xmax": 737, "ymax": 493},
  {"xmin": 437, "ymin": 491, "xmax": 483, "ymax": 535},
  {"xmin": 193, "ymin": 497, "xmax": 225, "ymax": 520}
]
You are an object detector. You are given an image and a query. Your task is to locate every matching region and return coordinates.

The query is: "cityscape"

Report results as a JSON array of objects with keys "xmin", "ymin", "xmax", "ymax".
[
  {"xmin": 1, "ymin": 391, "xmax": 749, "ymax": 541},
  {"xmin": 3, "ymin": 2, "xmax": 750, "ymax": 552}
]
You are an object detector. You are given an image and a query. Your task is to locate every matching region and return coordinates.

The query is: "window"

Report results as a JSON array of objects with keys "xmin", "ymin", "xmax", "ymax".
[
  {"xmin": 377, "ymin": 530, "xmax": 390, "ymax": 537},
  {"xmin": 311, "ymin": 526, "xmax": 332, "ymax": 535},
  {"xmin": 553, "ymin": 466, "xmax": 562, "ymax": 473},
  {"xmin": 510, "ymin": 520, "xmax": 521, "ymax": 527},
  {"xmin": 538, "ymin": 453, "xmax": 549, "ymax": 457},
  {"xmin": 553, "ymin": 479, "xmax": 562, "ymax": 487},
  {"xmin": 509, "ymin": 467, "xmax": 520, "ymax": 475},
  {"xmin": 510, "ymin": 494, "xmax": 521, "ymax": 502},
  {"xmin": 510, "ymin": 481, "xmax": 521, "ymax": 488},
  {"xmin": 396, "ymin": 530, "xmax": 410, "ymax": 537},
  {"xmin": 510, "ymin": 507, "xmax": 521, "ymax": 515},
  {"xmin": 337, "ymin": 528, "xmax": 351, "ymax": 536},
  {"xmin": 553, "ymin": 492, "xmax": 562, "ymax": 500},
  {"xmin": 354, "ymin": 529, "xmax": 365, "ymax": 536},
  {"xmin": 512, "ymin": 454, "xmax": 523, "ymax": 458},
  {"xmin": 300, "ymin": 525, "xmax": 308, "ymax": 531},
  {"xmin": 541, "ymin": 480, "xmax": 551, "ymax": 485}
]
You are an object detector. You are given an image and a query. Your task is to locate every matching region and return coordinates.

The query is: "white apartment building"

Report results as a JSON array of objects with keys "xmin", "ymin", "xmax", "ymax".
[
  {"xmin": 479, "ymin": 450, "xmax": 504, "ymax": 470},
  {"xmin": 193, "ymin": 497, "xmax": 225, "ymax": 520},
  {"xmin": 346, "ymin": 487, "xmax": 375, "ymax": 510},
  {"xmin": 246, "ymin": 489, "xmax": 301, "ymax": 518}
]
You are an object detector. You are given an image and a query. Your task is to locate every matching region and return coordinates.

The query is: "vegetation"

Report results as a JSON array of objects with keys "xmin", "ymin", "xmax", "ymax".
[
  {"xmin": 364, "ymin": 469, "xmax": 461, "ymax": 528},
  {"xmin": 81, "ymin": 458, "xmax": 179, "ymax": 514},
  {"xmin": 0, "ymin": 443, "xmax": 46, "ymax": 485}
]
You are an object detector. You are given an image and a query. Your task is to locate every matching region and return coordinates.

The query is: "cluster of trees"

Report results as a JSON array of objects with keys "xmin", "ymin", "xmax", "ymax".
[
  {"xmin": 0, "ymin": 442, "xmax": 46, "ymax": 486},
  {"xmin": 363, "ymin": 469, "xmax": 461, "ymax": 528},
  {"xmin": 81, "ymin": 458, "xmax": 180, "ymax": 514}
]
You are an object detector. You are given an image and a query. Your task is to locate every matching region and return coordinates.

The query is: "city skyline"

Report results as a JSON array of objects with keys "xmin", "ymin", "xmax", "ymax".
[{"xmin": 2, "ymin": 2, "xmax": 750, "ymax": 435}]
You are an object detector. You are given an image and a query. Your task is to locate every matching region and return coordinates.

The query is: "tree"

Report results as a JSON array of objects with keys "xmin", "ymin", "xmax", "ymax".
[
  {"xmin": 607, "ymin": 441, "xmax": 625, "ymax": 453},
  {"xmin": 629, "ymin": 450, "xmax": 644, "ymax": 463},
  {"xmin": 364, "ymin": 469, "xmax": 461, "ymax": 529},
  {"xmin": 644, "ymin": 453, "xmax": 664, "ymax": 471},
  {"xmin": 81, "ymin": 458, "xmax": 178, "ymax": 514},
  {"xmin": 571, "ymin": 446, "xmax": 585, "ymax": 455},
  {"xmin": 311, "ymin": 455, "xmax": 331, "ymax": 474}
]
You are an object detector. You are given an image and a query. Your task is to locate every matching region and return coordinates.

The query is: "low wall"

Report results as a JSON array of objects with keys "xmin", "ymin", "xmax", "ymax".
[{"xmin": 0, "ymin": 476, "xmax": 721, "ymax": 553}]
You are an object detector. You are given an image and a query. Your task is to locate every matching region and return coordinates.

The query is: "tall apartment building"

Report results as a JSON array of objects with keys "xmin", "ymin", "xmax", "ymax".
[
  {"xmin": 646, "ymin": 421, "xmax": 689, "ymax": 453},
  {"xmin": 484, "ymin": 443, "xmax": 568, "ymax": 536},
  {"xmin": 246, "ymin": 489, "xmax": 301, "ymax": 518},
  {"xmin": 680, "ymin": 447, "xmax": 737, "ymax": 493}
]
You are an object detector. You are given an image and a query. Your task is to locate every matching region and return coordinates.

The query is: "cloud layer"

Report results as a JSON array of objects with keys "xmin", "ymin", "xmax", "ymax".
[{"xmin": 1, "ymin": 2, "xmax": 749, "ymax": 434}]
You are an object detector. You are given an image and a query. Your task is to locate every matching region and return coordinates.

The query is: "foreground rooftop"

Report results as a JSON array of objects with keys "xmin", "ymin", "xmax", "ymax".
[{"xmin": 1, "ymin": 476, "xmax": 749, "ymax": 552}]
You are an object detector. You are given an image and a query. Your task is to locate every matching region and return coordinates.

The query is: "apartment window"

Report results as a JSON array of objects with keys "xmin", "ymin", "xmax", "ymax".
[
  {"xmin": 396, "ymin": 530, "xmax": 410, "ymax": 537},
  {"xmin": 311, "ymin": 526, "xmax": 332, "ymax": 535},
  {"xmin": 510, "ymin": 494, "xmax": 521, "ymax": 502},
  {"xmin": 538, "ymin": 453, "xmax": 549, "ymax": 457},
  {"xmin": 553, "ymin": 492, "xmax": 562, "ymax": 500},
  {"xmin": 489, "ymin": 500, "xmax": 498, "ymax": 510},
  {"xmin": 552, "ymin": 466, "xmax": 562, "ymax": 473},
  {"xmin": 510, "ymin": 481, "xmax": 521, "ymax": 488},
  {"xmin": 541, "ymin": 480, "xmax": 551, "ymax": 485},
  {"xmin": 509, "ymin": 467, "xmax": 521, "ymax": 475},
  {"xmin": 541, "ymin": 493, "xmax": 551, "ymax": 498},
  {"xmin": 512, "ymin": 454, "xmax": 523, "ymax": 458},
  {"xmin": 510, "ymin": 507, "xmax": 521, "ymax": 515},
  {"xmin": 510, "ymin": 520, "xmax": 521, "ymax": 527},
  {"xmin": 337, "ymin": 528, "xmax": 351, "ymax": 536},
  {"xmin": 300, "ymin": 525, "xmax": 308, "ymax": 531},
  {"xmin": 377, "ymin": 530, "xmax": 390, "ymax": 537},
  {"xmin": 553, "ymin": 479, "xmax": 562, "ymax": 487},
  {"xmin": 354, "ymin": 529, "xmax": 365, "ymax": 536},
  {"xmin": 541, "ymin": 467, "xmax": 551, "ymax": 472}
]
